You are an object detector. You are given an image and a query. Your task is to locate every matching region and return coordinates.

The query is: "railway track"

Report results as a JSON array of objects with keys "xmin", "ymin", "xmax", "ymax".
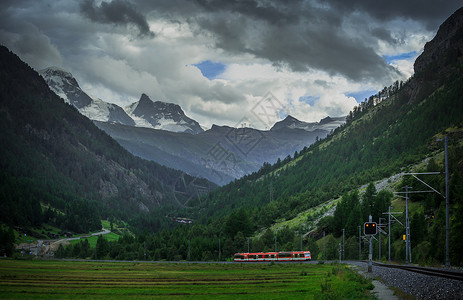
[{"xmin": 368, "ymin": 261, "xmax": 463, "ymax": 281}]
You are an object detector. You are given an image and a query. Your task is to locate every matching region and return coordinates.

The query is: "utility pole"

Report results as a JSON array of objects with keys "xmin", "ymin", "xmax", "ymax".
[
  {"xmin": 323, "ymin": 231, "xmax": 325, "ymax": 261},
  {"xmin": 275, "ymin": 234, "xmax": 277, "ymax": 252},
  {"xmin": 188, "ymin": 240, "xmax": 190, "ymax": 261},
  {"xmin": 342, "ymin": 228, "xmax": 345, "ymax": 261},
  {"xmin": 445, "ymin": 135, "xmax": 450, "ymax": 267},
  {"xmin": 358, "ymin": 226, "xmax": 361, "ymax": 260},
  {"xmin": 300, "ymin": 232, "xmax": 303, "ymax": 251},
  {"xmin": 219, "ymin": 238, "xmax": 221, "ymax": 261},
  {"xmin": 388, "ymin": 206, "xmax": 391, "ymax": 264},
  {"xmin": 144, "ymin": 241, "xmax": 146, "ymax": 260},
  {"xmin": 378, "ymin": 218, "xmax": 381, "ymax": 262},
  {"xmin": 339, "ymin": 243, "xmax": 342, "ymax": 263},
  {"xmin": 368, "ymin": 215, "xmax": 372, "ymax": 273},
  {"xmin": 405, "ymin": 186, "xmax": 410, "ymax": 264},
  {"xmin": 248, "ymin": 237, "xmax": 250, "ymax": 253}
]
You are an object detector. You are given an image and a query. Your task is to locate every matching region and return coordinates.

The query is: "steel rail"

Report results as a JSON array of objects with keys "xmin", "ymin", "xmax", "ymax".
[{"xmin": 370, "ymin": 261, "xmax": 463, "ymax": 281}]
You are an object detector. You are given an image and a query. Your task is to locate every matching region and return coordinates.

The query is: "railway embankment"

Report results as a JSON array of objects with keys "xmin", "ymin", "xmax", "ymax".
[{"xmin": 349, "ymin": 261, "xmax": 463, "ymax": 299}]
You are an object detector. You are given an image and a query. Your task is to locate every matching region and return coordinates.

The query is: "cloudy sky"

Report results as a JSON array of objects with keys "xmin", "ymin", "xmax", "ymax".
[{"xmin": 1, "ymin": 0, "xmax": 461, "ymax": 129}]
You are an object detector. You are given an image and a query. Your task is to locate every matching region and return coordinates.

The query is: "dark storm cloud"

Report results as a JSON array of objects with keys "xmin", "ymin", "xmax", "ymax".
[
  {"xmin": 80, "ymin": 0, "xmax": 154, "ymax": 38},
  {"xmin": 177, "ymin": 0, "xmax": 462, "ymax": 81},
  {"xmin": 194, "ymin": 0, "xmax": 304, "ymax": 26},
  {"xmin": 326, "ymin": 0, "xmax": 462, "ymax": 29},
  {"xmin": 370, "ymin": 28, "xmax": 398, "ymax": 46},
  {"xmin": 0, "ymin": 22, "xmax": 62, "ymax": 70},
  {"xmin": 188, "ymin": 0, "xmax": 394, "ymax": 81}
]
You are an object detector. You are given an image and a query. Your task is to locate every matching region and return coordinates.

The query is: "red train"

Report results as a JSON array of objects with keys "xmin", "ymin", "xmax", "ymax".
[{"xmin": 234, "ymin": 251, "xmax": 311, "ymax": 262}]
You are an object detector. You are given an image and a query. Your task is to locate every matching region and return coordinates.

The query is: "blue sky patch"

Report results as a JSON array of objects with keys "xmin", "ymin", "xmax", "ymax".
[
  {"xmin": 346, "ymin": 90, "xmax": 377, "ymax": 103},
  {"xmin": 299, "ymin": 95, "xmax": 320, "ymax": 106},
  {"xmin": 194, "ymin": 60, "xmax": 226, "ymax": 80},
  {"xmin": 383, "ymin": 51, "xmax": 417, "ymax": 64}
]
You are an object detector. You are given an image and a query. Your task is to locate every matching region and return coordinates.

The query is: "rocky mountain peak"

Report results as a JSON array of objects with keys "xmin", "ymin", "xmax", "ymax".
[
  {"xmin": 271, "ymin": 115, "xmax": 345, "ymax": 133},
  {"xmin": 139, "ymin": 93, "xmax": 151, "ymax": 103},
  {"xmin": 40, "ymin": 67, "xmax": 76, "ymax": 84},
  {"xmin": 319, "ymin": 116, "xmax": 334, "ymax": 125},
  {"xmin": 271, "ymin": 115, "xmax": 305, "ymax": 131},
  {"xmin": 128, "ymin": 94, "xmax": 204, "ymax": 134},
  {"xmin": 39, "ymin": 67, "xmax": 92, "ymax": 109}
]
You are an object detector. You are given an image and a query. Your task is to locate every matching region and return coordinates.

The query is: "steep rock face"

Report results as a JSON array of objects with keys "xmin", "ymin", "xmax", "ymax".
[
  {"xmin": 126, "ymin": 93, "xmax": 204, "ymax": 134},
  {"xmin": 408, "ymin": 6, "xmax": 463, "ymax": 103},
  {"xmin": 414, "ymin": 6, "xmax": 463, "ymax": 74}
]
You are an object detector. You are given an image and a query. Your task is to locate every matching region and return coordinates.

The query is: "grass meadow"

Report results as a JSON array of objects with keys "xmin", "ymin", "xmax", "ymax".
[{"xmin": 0, "ymin": 259, "xmax": 374, "ymax": 299}]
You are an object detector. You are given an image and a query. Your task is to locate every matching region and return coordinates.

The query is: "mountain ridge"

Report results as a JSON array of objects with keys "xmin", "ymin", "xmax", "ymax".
[
  {"xmin": 271, "ymin": 115, "xmax": 345, "ymax": 132},
  {"xmin": 0, "ymin": 46, "xmax": 213, "ymax": 233}
]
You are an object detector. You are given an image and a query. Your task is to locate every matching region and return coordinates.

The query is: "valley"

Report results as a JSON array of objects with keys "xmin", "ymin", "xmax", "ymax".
[
  {"xmin": 1, "ymin": 6, "xmax": 463, "ymax": 299},
  {"xmin": 40, "ymin": 67, "xmax": 343, "ymax": 185}
]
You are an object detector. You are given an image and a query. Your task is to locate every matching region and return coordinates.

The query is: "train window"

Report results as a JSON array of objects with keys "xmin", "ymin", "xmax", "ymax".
[
  {"xmin": 258, "ymin": 255, "xmax": 263, "ymax": 258},
  {"xmin": 278, "ymin": 252, "xmax": 292, "ymax": 258}
]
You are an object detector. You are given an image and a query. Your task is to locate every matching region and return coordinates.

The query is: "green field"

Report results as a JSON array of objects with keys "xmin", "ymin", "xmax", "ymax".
[
  {"xmin": 68, "ymin": 232, "xmax": 120, "ymax": 248},
  {"xmin": 0, "ymin": 260, "xmax": 373, "ymax": 299}
]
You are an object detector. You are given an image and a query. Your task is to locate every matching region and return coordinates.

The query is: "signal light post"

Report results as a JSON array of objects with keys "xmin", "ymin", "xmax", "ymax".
[
  {"xmin": 364, "ymin": 217, "xmax": 377, "ymax": 273},
  {"xmin": 364, "ymin": 222, "xmax": 377, "ymax": 235}
]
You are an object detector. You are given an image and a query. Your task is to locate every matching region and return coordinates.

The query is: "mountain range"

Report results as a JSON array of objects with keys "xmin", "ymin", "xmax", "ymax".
[
  {"xmin": 39, "ymin": 68, "xmax": 345, "ymax": 185},
  {"xmin": 39, "ymin": 67, "xmax": 203, "ymax": 134}
]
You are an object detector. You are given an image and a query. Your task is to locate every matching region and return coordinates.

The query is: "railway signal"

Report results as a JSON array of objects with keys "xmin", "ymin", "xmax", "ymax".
[{"xmin": 364, "ymin": 222, "xmax": 377, "ymax": 235}]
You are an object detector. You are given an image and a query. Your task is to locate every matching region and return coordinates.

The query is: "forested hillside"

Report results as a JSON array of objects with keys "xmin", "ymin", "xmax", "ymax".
[
  {"xmin": 192, "ymin": 6, "xmax": 463, "ymax": 224},
  {"xmin": 98, "ymin": 7, "xmax": 463, "ymax": 264},
  {"xmin": 0, "ymin": 46, "xmax": 213, "ymax": 235}
]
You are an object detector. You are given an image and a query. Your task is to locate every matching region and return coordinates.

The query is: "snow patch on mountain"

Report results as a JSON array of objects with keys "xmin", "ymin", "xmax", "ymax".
[
  {"xmin": 39, "ymin": 67, "xmax": 73, "ymax": 103},
  {"xmin": 80, "ymin": 96, "xmax": 111, "ymax": 122}
]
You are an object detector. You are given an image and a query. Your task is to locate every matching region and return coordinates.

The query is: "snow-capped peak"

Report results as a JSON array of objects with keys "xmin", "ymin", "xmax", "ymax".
[
  {"xmin": 40, "ymin": 67, "xmax": 204, "ymax": 134},
  {"xmin": 39, "ymin": 67, "xmax": 92, "ymax": 109},
  {"xmin": 124, "ymin": 94, "xmax": 204, "ymax": 134}
]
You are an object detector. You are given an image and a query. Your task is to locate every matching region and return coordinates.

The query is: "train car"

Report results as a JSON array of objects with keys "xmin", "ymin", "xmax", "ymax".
[{"xmin": 234, "ymin": 251, "xmax": 311, "ymax": 262}]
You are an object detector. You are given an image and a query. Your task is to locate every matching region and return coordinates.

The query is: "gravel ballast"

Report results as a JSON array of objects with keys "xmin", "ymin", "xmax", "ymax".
[{"xmin": 349, "ymin": 261, "xmax": 463, "ymax": 300}]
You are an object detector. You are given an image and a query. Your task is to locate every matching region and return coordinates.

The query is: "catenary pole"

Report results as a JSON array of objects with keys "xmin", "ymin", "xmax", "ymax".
[
  {"xmin": 358, "ymin": 226, "xmax": 361, "ymax": 260},
  {"xmin": 388, "ymin": 206, "xmax": 391, "ymax": 264},
  {"xmin": 405, "ymin": 185, "xmax": 409, "ymax": 264},
  {"xmin": 379, "ymin": 218, "xmax": 381, "ymax": 261},
  {"xmin": 445, "ymin": 136, "xmax": 450, "ymax": 267},
  {"xmin": 323, "ymin": 231, "xmax": 325, "ymax": 260}
]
